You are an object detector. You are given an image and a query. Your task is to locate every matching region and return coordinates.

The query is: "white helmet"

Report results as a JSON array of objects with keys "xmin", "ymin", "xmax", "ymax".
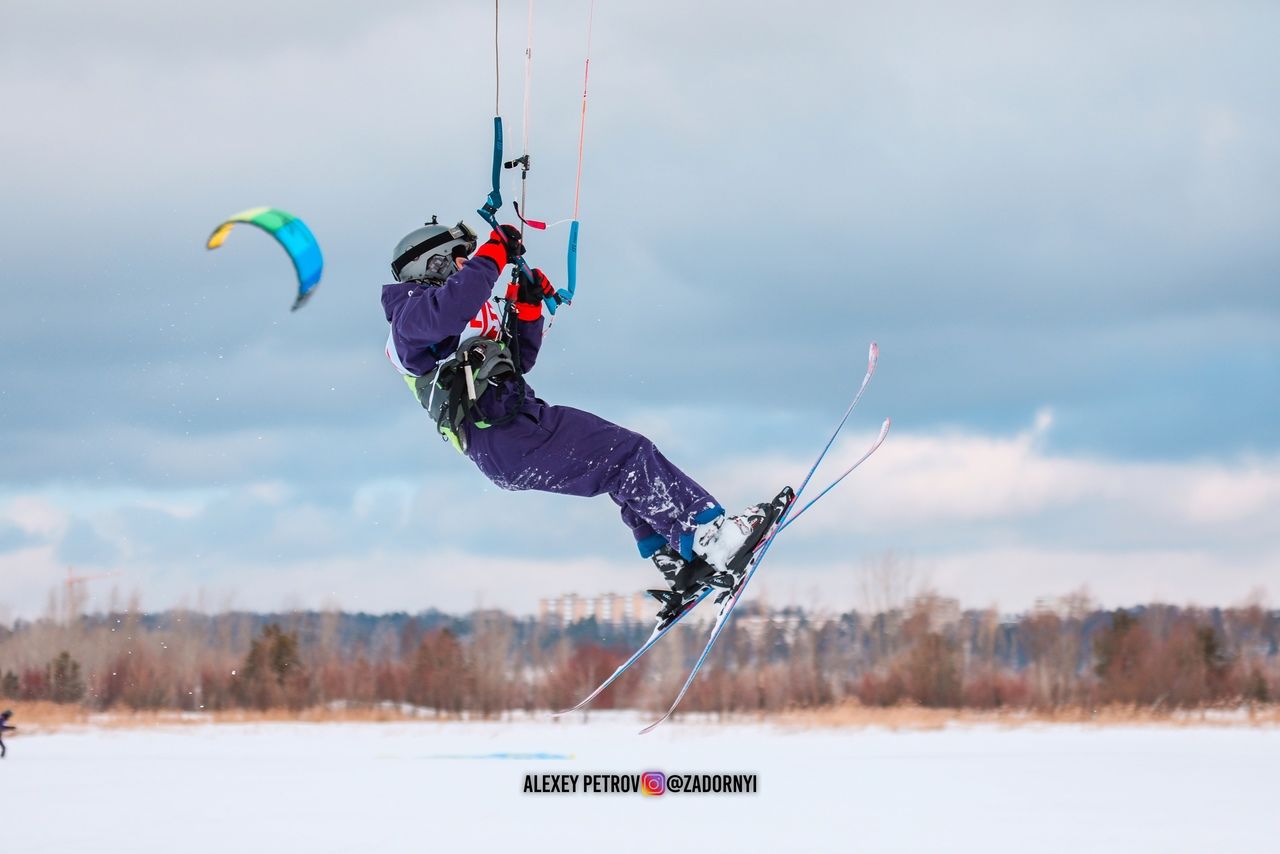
[{"xmin": 390, "ymin": 217, "xmax": 478, "ymax": 283}]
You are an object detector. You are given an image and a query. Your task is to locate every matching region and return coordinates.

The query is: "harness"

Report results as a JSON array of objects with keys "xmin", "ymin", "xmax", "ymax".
[{"xmin": 404, "ymin": 333, "xmax": 522, "ymax": 455}]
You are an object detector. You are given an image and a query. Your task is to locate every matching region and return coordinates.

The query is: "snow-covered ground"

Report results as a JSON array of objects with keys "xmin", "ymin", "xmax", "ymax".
[{"xmin": 4, "ymin": 714, "xmax": 1277, "ymax": 853}]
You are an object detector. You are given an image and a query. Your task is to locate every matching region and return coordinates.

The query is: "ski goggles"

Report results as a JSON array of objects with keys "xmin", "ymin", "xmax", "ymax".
[
  {"xmin": 448, "ymin": 222, "xmax": 478, "ymax": 254},
  {"xmin": 391, "ymin": 221, "xmax": 479, "ymax": 281}
]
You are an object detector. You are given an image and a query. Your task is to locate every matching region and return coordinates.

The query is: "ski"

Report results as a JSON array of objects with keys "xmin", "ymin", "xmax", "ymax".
[
  {"xmin": 554, "ymin": 343, "xmax": 883, "ymax": 720},
  {"xmin": 637, "ymin": 420, "xmax": 889, "ymax": 733},
  {"xmin": 639, "ymin": 343, "xmax": 883, "ymax": 734},
  {"xmin": 549, "ymin": 423, "xmax": 886, "ymax": 720},
  {"xmin": 549, "ymin": 586, "xmax": 716, "ymax": 717},
  {"xmin": 777, "ymin": 417, "xmax": 891, "ymax": 535},
  {"xmin": 549, "ymin": 474, "xmax": 812, "ymax": 718}
]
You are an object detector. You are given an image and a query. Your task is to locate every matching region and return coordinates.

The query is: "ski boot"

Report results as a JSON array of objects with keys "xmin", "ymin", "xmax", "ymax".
[
  {"xmin": 693, "ymin": 486, "xmax": 796, "ymax": 603},
  {"xmin": 646, "ymin": 546, "xmax": 717, "ymax": 630}
]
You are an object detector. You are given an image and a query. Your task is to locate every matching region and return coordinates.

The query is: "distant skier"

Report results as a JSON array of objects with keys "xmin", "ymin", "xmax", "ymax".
[
  {"xmin": 0, "ymin": 709, "xmax": 14, "ymax": 758},
  {"xmin": 382, "ymin": 220, "xmax": 790, "ymax": 624}
]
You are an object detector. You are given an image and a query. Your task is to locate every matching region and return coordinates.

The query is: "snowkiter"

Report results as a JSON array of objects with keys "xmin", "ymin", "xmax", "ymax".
[
  {"xmin": 381, "ymin": 220, "xmax": 788, "ymax": 624},
  {"xmin": 0, "ymin": 709, "xmax": 14, "ymax": 758}
]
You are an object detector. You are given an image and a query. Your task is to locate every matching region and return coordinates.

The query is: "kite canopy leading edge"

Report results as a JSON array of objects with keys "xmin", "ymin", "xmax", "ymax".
[{"xmin": 206, "ymin": 207, "xmax": 323, "ymax": 311}]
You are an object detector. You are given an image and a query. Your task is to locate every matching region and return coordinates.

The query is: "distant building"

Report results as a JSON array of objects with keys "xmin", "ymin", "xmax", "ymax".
[
  {"xmin": 906, "ymin": 594, "xmax": 962, "ymax": 632},
  {"xmin": 735, "ymin": 613, "xmax": 807, "ymax": 645},
  {"xmin": 539, "ymin": 592, "xmax": 652, "ymax": 627}
]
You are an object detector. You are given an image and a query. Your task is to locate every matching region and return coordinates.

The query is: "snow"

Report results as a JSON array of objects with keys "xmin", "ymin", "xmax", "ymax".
[{"xmin": 4, "ymin": 715, "xmax": 1277, "ymax": 852}]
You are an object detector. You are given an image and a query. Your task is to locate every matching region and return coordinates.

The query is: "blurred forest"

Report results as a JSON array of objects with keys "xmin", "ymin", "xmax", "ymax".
[{"xmin": 2, "ymin": 577, "xmax": 1276, "ymax": 717}]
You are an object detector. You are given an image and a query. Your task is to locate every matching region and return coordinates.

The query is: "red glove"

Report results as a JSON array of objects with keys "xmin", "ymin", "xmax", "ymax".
[
  {"xmin": 473, "ymin": 225, "xmax": 525, "ymax": 271},
  {"xmin": 506, "ymin": 267, "xmax": 556, "ymax": 321}
]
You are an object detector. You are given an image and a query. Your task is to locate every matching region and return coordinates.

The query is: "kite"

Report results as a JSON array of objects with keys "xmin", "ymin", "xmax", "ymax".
[{"xmin": 206, "ymin": 207, "xmax": 323, "ymax": 311}]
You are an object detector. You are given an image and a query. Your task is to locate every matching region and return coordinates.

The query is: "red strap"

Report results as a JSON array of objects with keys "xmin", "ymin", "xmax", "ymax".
[{"xmin": 515, "ymin": 301, "xmax": 542, "ymax": 321}]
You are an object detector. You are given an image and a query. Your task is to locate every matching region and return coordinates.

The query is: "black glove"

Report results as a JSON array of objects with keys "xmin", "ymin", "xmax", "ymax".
[
  {"xmin": 517, "ymin": 267, "xmax": 555, "ymax": 304},
  {"xmin": 474, "ymin": 225, "xmax": 525, "ymax": 270},
  {"xmin": 493, "ymin": 224, "xmax": 526, "ymax": 258}
]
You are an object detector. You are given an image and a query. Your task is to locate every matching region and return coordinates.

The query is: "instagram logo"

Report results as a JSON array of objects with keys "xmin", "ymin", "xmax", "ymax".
[{"xmin": 640, "ymin": 771, "xmax": 666, "ymax": 797}]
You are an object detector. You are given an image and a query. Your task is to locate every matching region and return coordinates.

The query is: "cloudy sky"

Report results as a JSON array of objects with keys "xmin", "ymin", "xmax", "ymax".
[{"xmin": 2, "ymin": 0, "xmax": 1277, "ymax": 620}]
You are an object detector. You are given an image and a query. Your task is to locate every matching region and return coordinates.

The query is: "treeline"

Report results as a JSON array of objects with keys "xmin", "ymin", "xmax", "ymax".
[{"xmin": 1, "ymin": 594, "xmax": 1277, "ymax": 715}]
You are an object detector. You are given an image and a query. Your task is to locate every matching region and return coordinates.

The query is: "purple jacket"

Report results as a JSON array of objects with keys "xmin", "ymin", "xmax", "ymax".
[{"xmin": 382, "ymin": 255, "xmax": 545, "ymax": 424}]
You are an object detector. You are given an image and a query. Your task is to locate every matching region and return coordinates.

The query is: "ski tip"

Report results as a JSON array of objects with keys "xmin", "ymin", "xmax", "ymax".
[
  {"xmin": 879, "ymin": 417, "xmax": 892, "ymax": 438},
  {"xmin": 868, "ymin": 341, "xmax": 879, "ymax": 366}
]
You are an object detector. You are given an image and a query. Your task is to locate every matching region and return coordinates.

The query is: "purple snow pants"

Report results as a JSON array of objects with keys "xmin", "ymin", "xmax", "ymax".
[{"xmin": 465, "ymin": 394, "xmax": 722, "ymax": 560}]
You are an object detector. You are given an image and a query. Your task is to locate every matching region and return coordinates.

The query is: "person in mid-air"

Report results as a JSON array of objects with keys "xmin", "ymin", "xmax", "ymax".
[
  {"xmin": 0, "ymin": 709, "xmax": 14, "ymax": 758},
  {"xmin": 381, "ymin": 219, "xmax": 790, "ymax": 625}
]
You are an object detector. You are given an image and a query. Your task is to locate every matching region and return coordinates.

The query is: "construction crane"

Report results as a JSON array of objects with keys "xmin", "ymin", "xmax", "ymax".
[{"xmin": 62, "ymin": 566, "xmax": 120, "ymax": 624}]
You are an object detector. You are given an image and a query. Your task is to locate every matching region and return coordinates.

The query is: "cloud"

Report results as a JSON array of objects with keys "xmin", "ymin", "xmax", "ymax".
[
  {"xmin": 719, "ymin": 416, "xmax": 1280, "ymax": 552},
  {"xmin": 1, "ymin": 2, "xmax": 1277, "ymax": 617},
  {"xmin": 55, "ymin": 518, "xmax": 122, "ymax": 565},
  {"xmin": 0, "ymin": 522, "xmax": 45, "ymax": 555},
  {"xmin": 1, "ymin": 419, "xmax": 1275, "ymax": 619}
]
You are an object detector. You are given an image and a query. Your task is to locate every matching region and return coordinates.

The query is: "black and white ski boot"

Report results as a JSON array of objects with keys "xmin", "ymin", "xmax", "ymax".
[
  {"xmin": 646, "ymin": 546, "xmax": 716, "ymax": 630},
  {"xmin": 694, "ymin": 486, "xmax": 796, "ymax": 600}
]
